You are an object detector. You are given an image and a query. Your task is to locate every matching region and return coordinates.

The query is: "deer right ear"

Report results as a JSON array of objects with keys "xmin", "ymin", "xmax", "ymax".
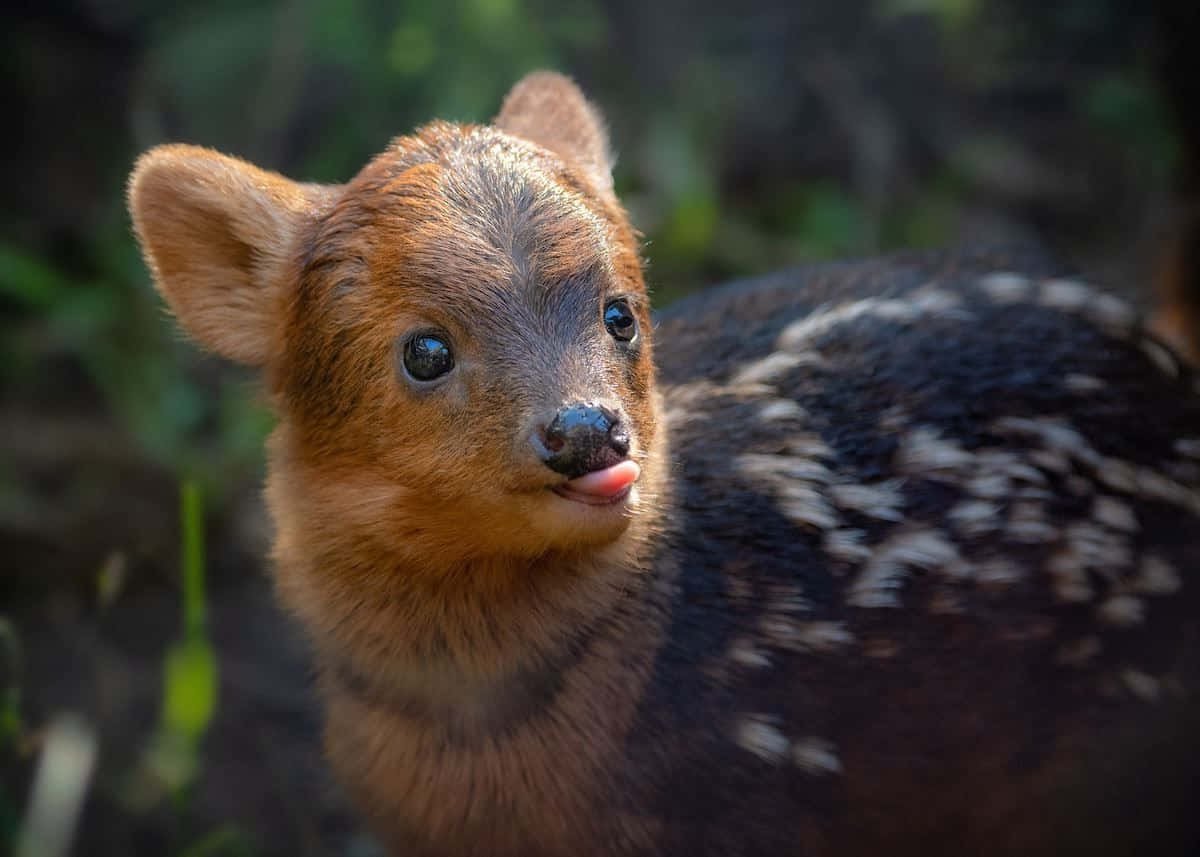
[
  {"xmin": 128, "ymin": 145, "xmax": 331, "ymax": 366},
  {"xmin": 495, "ymin": 71, "xmax": 614, "ymax": 198}
]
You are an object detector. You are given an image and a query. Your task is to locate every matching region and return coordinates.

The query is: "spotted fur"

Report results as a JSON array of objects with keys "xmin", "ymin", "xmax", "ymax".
[{"xmin": 130, "ymin": 73, "xmax": 1200, "ymax": 856}]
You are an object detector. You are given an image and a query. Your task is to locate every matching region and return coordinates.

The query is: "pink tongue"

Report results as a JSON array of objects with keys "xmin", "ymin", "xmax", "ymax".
[{"xmin": 563, "ymin": 460, "xmax": 641, "ymax": 498}]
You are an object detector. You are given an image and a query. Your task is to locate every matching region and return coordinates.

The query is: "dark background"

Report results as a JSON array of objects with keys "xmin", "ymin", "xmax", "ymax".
[{"xmin": 0, "ymin": 1, "xmax": 1194, "ymax": 855}]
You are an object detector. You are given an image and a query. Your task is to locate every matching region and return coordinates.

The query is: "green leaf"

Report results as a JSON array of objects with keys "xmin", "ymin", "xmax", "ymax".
[
  {"xmin": 162, "ymin": 636, "xmax": 218, "ymax": 742},
  {"xmin": 180, "ymin": 480, "xmax": 207, "ymax": 637}
]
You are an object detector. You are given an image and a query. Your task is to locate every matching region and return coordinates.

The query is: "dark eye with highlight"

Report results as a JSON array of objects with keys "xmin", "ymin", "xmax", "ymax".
[
  {"xmin": 604, "ymin": 300, "xmax": 638, "ymax": 344},
  {"xmin": 402, "ymin": 333, "xmax": 455, "ymax": 382}
]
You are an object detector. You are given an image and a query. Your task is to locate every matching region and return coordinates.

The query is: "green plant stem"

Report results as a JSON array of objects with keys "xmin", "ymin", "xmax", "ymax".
[{"xmin": 180, "ymin": 480, "xmax": 207, "ymax": 638}]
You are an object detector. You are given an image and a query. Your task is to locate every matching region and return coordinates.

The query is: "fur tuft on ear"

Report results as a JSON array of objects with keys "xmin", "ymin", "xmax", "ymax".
[
  {"xmin": 128, "ymin": 144, "xmax": 331, "ymax": 366},
  {"xmin": 495, "ymin": 71, "xmax": 613, "ymax": 196}
]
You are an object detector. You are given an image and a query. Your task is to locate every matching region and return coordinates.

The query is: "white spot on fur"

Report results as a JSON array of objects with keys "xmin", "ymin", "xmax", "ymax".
[
  {"xmin": 729, "ymin": 637, "xmax": 772, "ymax": 669},
  {"xmin": 978, "ymin": 272, "xmax": 1031, "ymax": 303},
  {"xmin": 1030, "ymin": 449, "xmax": 1072, "ymax": 475},
  {"xmin": 992, "ymin": 417, "xmax": 1098, "ymax": 466},
  {"xmin": 976, "ymin": 558, "xmax": 1025, "ymax": 586},
  {"xmin": 1096, "ymin": 457, "xmax": 1139, "ymax": 493},
  {"xmin": 1133, "ymin": 555, "xmax": 1182, "ymax": 595},
  {"xmin": 1039, "ymin": 279, "xmax": 1092, "ymax": 311},
  {"xmin": 1121, "ymin": 669, "xmax": 1161, "ymax": 702},
  {"xmin": 910, "ymin": 288, "xmax": 970, "ymax": 317},
  {"xmin": 1091, "ymin": 496, "xmax": 1138, "ymax": 532},
  {"xmin": 1140, "ymin": 338, "xmax": 1179, "ymax": 377},
  {"xmin": 1097, "ymin": 594, "xmax": 1145, "ymax": 627},
  {"xmin": 1065, "ymin": 521, "xmax": 1133, "ymax": 572},
  {"xmin": 778, "ymin": 484, "xmax": 839, "ymax": 531},
  {"xmin": 797, "ymin": 621, "xmax": 856, "ymax": 650},
  {"xmin": 975, "ymin": 450, "xmax": 1049, "ymax": 486},
  {"xmin": 986, "ymin": 418, "xmax": 1200, "ymax": 513},
  {"xmin": 966, "ymin": 473, "xmax": 1011, "ymax": 499},
  {"xmin": 948, "ymin": 499, "xmax": 1002, "ymax": 536},
  {"xmin": 775, "ymin": 290, "xmax": 965, "ymax": 351},
  {"xmin": 737, "ymin": 450, "xmax": 841, "ymax": 531},
  {"xmin": 897, "ymin": 427, "xmax": 975, "ymax": 481},
  {"xmin": 734, "ymin": 454, "xmax": 834, "ymax": 485},
  {"xmin": 777, "ymin": 301, "xmax": 885, "ymax": 350},
  {"xmin": 1064, "ymin": 373, "xmax": 1106, "ymax": 393},
  {"xmin": 792, "ymin": 738, "xmax": 842, "ymax": 775},
  {"xmin": 758, "ymin": 400, "xmax": 808, "ymax": 422},
  {"xmin": 1046, "ymin": 549, "xmax": 1094, "ymax": 603},
  {"xmin": 848, "ymin": 529, "xmax": 965, "ymax": 608},
  {"xmin": 824, "ymin": 528, "xmax": 873, "ymax": 563},
  {"xmin": 766, "ymin": 582, "xmax": 811, "ymax": 614},
  {"xmin": 788, "ymin": 435, "xmax": 835, "ymax": 460},
  {"xmin": 828, "ymin": 480, "xmax": 906, "ymax": 521},
  {"xmin": 1086, "ymin": 293, "xmax": 1136, "ymax": 337},
  {"xmin": 734, "ymin": 715, "xmax": 790, "ymax": 764},
  {"xmin": 1136, "ymin": 467, "xmax": 1197, "ymax": 509},
  {"xmin": 661, "ymin": 380, "xmax": 722, "ymax": 429},
  {"xmin": 1175, "ymin": 438, "xmax": 1200, "ymax": 459},
  {"xmin": 731, "ymin": 352, "xmax": 828, "ymax": 385},
  {"xmin": 759, "ymin": 617, "xmax": 854, "ymax": 652},
  {"xmin": 880, "ymin": 404, "xmax": 910, "ymax": 432},
  {"xmin": 758, "ymin": 619, "xmax": 796, "ymax": 643},
  {"xmin": 1007, "ymin": 501, "xmax": 1058, "ymax": 543}
]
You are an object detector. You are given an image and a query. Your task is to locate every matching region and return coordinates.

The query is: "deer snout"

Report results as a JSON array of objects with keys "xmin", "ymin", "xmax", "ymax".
[{"xmin": 533, "ymin": 402, "xmax": 631, "ymax": 480}]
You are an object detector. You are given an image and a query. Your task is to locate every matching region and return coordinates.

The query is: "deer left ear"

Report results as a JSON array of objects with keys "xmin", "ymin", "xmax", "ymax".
[
  {"xmin": 128, "ymin": 144, "xmax": 333, "ymax": 366},
  {"xmin": 495, "ymin": 71, "xmax": 614, "ymax": 197}
]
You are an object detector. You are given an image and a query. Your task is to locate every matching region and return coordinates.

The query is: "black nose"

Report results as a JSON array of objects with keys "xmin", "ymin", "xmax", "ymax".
[{"xmin": 539, "ymin": 402, "xmax": 631, "ymax": 479}]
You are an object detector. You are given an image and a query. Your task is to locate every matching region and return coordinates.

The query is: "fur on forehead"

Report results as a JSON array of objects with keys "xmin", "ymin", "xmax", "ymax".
[
  {"xmin": 127, "ymin": 72, "xmax": 631, "ymax": 372},
  {"xmin": 301, "ymin": 122, "xmax": 622, "ymax": 310}
]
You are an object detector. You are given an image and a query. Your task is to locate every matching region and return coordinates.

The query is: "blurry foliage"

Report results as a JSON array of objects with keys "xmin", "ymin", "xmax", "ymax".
[
  {"xmin": 133, "ymin": 482, "xmax": 218, "ymax": 802},
  {"xmin": 0, "ymin": 620, "xmax": 22, "ymax": 751},
  {"xmin": 1, "ymin": 0, "xmax": 1179, "ymax": 534},
  {"xmin": 0, "ymin": 1, "xmax": 1186, "ymax": 854},
  {"xmin": 0, "ymin": 617, "xmax": 20, "ymax": 856},
  {"xmin": 1085, "ymin": 72, "xmax": 1178, "ymax": 178},
  {"xmin": 114, "ymin": 481, "xmax": 250, "ymax": 855}
]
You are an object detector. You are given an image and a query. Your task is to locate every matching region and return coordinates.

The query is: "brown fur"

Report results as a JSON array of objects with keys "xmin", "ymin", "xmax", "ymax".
[
  {"xmin": 1151, "ymin": 206, "xmax": 1200, "ymax": 366},
  {"xmin": 1149, "ymin": 0, "xmax": 1200, "ymax": 365},
  {"xmin": 129, "ymin": 73, "xmax": 1200, "ymax": 856}
]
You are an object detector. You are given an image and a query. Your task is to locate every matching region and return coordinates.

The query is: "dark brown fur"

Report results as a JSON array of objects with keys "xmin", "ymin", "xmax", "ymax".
[
  {"xmin": 1150, "ymin": 0, "xmax": 1200, "ymax": 364},
  {"xmin": 130, "ymin": 73, "xmax": 1200, "ymax": 856}
]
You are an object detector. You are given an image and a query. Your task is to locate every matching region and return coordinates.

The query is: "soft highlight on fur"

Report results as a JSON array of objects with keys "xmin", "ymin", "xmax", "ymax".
[{"xmin": 130, "ymin": 73, "xmax": 1200, "ymax": 856}]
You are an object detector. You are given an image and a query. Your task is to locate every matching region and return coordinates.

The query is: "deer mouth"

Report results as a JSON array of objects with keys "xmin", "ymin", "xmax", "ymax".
[{"xmin": 552, "ymin": 460, "xmax": 640, "ymax": 506}]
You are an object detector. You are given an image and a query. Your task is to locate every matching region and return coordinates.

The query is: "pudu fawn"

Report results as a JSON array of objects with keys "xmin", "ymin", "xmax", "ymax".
[{"xmin": 129, "ymin": 72, "xmax": 1200, "ymax": 856}]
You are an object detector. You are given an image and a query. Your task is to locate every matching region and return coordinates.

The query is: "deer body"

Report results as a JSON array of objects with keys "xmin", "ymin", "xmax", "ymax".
[{"xmin": 129, "ymin": 74, "xmax": 1199, "ymax": 856}]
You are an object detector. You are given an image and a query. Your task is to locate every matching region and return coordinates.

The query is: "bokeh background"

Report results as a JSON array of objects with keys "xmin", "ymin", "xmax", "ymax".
[{"xmin": 1, "ymin": 1, "xmax": 1194, "ymax": 855}]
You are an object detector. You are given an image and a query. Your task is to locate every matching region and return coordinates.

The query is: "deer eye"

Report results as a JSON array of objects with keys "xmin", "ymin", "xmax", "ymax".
[
  {"xmin": 402, "ymin": 333, "xmax": 455, "ymax": 383},
  {"xmin": 604, "ymin": 300, "xmax": 638, "ymax": 344}
]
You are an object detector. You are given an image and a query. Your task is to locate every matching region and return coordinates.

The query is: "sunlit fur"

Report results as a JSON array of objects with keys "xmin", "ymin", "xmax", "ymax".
[
  {"xmin": 131, "ymin": 73, "xmax": 673, "ymax": 855},
  {"xmin": 130, "ymin": 73, "xmax": 1200, "ymax": 857}
]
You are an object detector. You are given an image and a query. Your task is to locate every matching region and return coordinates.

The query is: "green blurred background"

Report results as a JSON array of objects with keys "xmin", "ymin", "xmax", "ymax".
[{"xmin": 0, "ymin": 1, "xmax": 1190, "ymax": 855}]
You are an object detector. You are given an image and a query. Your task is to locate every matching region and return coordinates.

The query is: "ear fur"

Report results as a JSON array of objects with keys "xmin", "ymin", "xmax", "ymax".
[
  {"xmin": 128, "ymin": 144, "xmax": 331, "ymax": 365},
  {"xmin": 495, "ymin": 71, "xmax": 614, "ymax": 196}
]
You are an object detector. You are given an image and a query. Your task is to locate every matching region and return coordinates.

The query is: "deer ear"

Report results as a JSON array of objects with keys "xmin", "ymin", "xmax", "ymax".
[
  {"xmin": 495, "ymin": 71, "xmax": 613, "ymax": 196},
  {"xmin": 128, "ymin": 144, "xmax": 332, "ymax": 366}
]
